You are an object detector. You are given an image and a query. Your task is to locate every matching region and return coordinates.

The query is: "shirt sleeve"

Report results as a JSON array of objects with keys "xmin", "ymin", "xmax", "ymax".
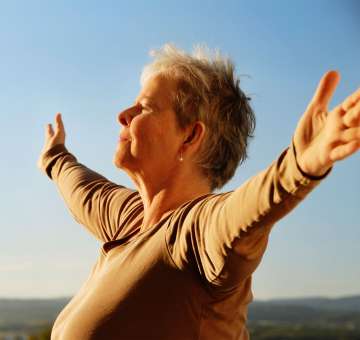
[
  {"xmin": 38, "ymin": 144, "xmax": 141, "ymax": 243},
  {"xmin": 166, "ymin": 138, "xmax": 332, "ymax": 292}
]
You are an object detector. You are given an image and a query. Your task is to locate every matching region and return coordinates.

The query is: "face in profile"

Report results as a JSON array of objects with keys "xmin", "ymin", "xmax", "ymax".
[{"xmin": 113, "ymin": 74, "xmax": 185, "ymax": 182}]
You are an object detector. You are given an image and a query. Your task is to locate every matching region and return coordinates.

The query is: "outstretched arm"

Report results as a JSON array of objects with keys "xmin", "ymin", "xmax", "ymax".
[
  {"xmin": 167, "ymin": 140, "xmax": 330, "ymax": 291},
  {"xmin": 37, "ymin": 113, "xmax": 140, "ymax": 243},
  {"xmin": 168, "ymin": 71, "xmax": 360, "ymax": 291}
]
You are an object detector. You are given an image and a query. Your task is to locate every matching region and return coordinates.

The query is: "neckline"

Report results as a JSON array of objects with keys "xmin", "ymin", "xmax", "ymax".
[
  {"xmin": 137, "ymin": 208, "xmax": 175, "ymax": 234},
  {"xmin": 102, "ymin": 192, "xmax": 214, "ymax": 254},
  {"xmin": 137, "ymin": 191, "xmax": 214, "ymax": 233}
]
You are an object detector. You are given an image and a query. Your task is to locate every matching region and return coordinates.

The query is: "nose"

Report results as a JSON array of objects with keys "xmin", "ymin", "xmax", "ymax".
[{"xmin": 118, "ymin": 106, "xmax": 136, "ymax": 127}]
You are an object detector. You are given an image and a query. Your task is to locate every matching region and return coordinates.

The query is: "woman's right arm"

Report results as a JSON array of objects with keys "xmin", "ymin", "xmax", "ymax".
[{"xmin": 37, "ymin": 113, "xmax": 139, "ymax": 243}]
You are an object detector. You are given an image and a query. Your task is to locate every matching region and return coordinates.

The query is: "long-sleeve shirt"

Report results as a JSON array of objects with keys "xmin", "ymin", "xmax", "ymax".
[{"xmin": 39, "ymin": 139, "xmax": 331, "ymax": 340}]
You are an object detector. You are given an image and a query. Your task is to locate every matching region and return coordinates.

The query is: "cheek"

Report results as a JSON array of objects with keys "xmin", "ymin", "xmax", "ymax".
[
  {"xmin": 130, "ymin": 116, "xmax": 164, "ymax": 153},
  {"xmin": 130, "ymin": 116, "xmax": 150, "ymax": 141},
  {"xmin": 130, "ymin": 115, "xmax": 180, "ymax": 157}
]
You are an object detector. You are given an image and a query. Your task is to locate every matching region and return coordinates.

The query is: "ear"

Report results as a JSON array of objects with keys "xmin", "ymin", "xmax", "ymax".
[{"xmin": 182, "ymin": 121, "xmax": 206, "ymax": 151}]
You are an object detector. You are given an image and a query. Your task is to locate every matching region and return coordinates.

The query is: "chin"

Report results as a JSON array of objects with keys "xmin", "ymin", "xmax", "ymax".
[
  {"xmin": 113, "ymin": 148, "xmax": 127, "ymax": 169},
  {"xmin": 113, "ymin": 148, "xmax": 137, "ymax": 171},
  {"xmin": 113, "ymin": 157, "xmax": 122, "ymax": 169}
]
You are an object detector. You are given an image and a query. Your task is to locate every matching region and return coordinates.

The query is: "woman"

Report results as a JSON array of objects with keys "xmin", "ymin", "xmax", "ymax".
[{"xmin": 38, "ymin": 44, "xmax": 360, "ymax": 340}]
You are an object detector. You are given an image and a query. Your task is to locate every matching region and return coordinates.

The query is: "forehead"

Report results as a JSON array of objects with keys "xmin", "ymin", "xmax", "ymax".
[{"xmin": 136, "ymin": 74, "xmax": 177, "ymax": 109}]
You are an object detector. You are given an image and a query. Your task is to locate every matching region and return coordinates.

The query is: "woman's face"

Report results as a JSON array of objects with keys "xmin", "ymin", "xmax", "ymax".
[{"xmin": 114, "ymin": 74, "xmax": 185, "ymax": 183}]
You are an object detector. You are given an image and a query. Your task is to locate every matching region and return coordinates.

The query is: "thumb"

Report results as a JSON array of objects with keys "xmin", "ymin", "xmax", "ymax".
[
  {"xmin": 310, "ymin": 70, "xmax": 340, "ymax": 110},
  {"xmin": 46, "ymin": 123, "xmax": 54, "ymax": 138}
]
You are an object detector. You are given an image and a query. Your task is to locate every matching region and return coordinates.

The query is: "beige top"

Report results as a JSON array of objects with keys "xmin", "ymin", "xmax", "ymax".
[{"xmin": 39, "ymin": 139, "xmax": 331, "ymax": 340}]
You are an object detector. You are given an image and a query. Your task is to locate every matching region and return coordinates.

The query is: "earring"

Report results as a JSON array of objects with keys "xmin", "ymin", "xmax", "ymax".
[{"xmin": 179, "ymin": 151, "xmax": 183, "ymax": 162}]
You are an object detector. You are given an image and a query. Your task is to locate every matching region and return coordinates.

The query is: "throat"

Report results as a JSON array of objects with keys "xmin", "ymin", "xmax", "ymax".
[{"xmin": 140, "ymin": 209, "xmax": 174, "ymax": 233}]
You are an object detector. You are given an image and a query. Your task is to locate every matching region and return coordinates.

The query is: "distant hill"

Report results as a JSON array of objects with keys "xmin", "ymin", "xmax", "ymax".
[
  {"xmin": 1, "ymin": 295, "xmax": 360, "ymax": 333},
  {"xmin": 248, "ymin": 295, "xmax": 360, "ymax": 333},
  {"xmin": 254, "ymin": 295, "xmax": 360, "ymax": 312},
  {"xmin": 0, "ymin": 297, "xmax": 70, "ymax": 332}
]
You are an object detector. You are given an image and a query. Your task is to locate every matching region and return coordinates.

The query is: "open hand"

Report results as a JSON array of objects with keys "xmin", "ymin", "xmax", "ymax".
[
  {"xmin": 293, "ymin": 71, "xmax": 360, "ymax": 177},
  {"xmin": 37, "ymin": 113, "xmax": 66, "ymax": 170}
]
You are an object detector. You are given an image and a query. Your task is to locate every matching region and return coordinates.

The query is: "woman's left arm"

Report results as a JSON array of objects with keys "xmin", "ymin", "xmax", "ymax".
[
  {"xmin": 218, "ymin": 70, "xmax": 360, "ymax": 265},
  {"xmin": 167, "ymin": 138, "xmax": 330, "ymax": 291},
  {"xmin": 167, "ymin": 71, "xmax": 359, "ymax": 291}
]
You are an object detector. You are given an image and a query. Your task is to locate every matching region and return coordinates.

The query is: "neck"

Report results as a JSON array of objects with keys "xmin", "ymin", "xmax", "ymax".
[{"xmin": 127, "ymin": 166, "xmax": 211, "ymax": 232}]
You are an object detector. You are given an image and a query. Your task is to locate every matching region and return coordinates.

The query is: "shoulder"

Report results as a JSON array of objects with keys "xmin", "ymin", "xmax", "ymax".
[{"xmin": 164, "ymin": 192, "xmax": 230, "ymax": 266}]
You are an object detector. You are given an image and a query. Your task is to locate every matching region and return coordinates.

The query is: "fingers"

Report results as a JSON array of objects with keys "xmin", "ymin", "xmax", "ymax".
[
  {"xmin": 340, "ymin": 89, "xmax": 360, "ymax": 129},
  {"xmin": 341, "ymin": 87, "xmax": 360, "ymax": 111},
  {"xmin": 44, "ymin": 112, "xmax": 65, "ymax": 143},
  {"xmin": 340, "ymin": 127, "xmax": 360, "ymax": 143},
  {"xmin": 310, "ymin": 70, "xmax": 340, "ymax": 110},
  {"xmin": 343, "ymin": 99, "xmax": 360, "ymax": 127},
  {"xmin": 330, "ymin": 140, "xmax": 359, "ymax": 162},
  {"xmin": 332, "ymin": 87, "xmax": 360, "ymax": 122}
]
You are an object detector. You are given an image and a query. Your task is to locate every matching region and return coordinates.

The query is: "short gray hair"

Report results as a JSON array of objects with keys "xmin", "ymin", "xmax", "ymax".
[{"xmin": 141, "ymin": 44, "xmax": 256, "ymax": 191}]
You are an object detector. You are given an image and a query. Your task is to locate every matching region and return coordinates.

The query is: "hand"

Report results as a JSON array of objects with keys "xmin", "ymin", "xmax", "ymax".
[
  {"xmin": 293, "ymin": 71, "xmax": 360, "ymax": 177},
  {"xmin": 37, "ymin": 112, "xmax": 66, "ymax": 170}
]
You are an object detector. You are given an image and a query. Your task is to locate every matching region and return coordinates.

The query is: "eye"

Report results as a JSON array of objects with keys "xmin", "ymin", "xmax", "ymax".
[{"xmin": 141, "ymin": 105, "xmax": 152, "ymax": 113}]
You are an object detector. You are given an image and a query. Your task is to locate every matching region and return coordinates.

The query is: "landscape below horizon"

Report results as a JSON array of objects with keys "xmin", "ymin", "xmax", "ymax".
[{"xmin": 0, "ymin": 294, "xmax": 360, "ymax": 339}]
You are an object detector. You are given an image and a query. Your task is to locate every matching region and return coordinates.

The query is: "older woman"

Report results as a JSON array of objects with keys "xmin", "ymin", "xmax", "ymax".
[{"xmin": 38, "ymin": 45, "xmax": 360, "ymax": 340}]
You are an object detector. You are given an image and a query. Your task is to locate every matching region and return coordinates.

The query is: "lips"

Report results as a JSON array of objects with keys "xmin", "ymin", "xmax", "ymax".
[
  {"xmin": 119, "ymin": 134, "xmax": 132, "ymax": 142},
  {"xmin": 119, "ymin": 129, "xmax": 132, "ymax": 142}
]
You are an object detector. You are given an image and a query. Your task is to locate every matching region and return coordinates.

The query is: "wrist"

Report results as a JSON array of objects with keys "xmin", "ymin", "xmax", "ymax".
[
  {"xmin": 297, "ymin": 161, "xmax": 332, "ymax": 179},
  {"xmin": 292, "ymin": 138, "xmax": 333, "ymax": 180}
]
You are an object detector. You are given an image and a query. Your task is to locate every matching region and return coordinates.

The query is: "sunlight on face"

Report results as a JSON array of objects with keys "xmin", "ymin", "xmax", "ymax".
[{"xmin": 113, "ymin": 75, "xmax": 184, "ymax": 181}]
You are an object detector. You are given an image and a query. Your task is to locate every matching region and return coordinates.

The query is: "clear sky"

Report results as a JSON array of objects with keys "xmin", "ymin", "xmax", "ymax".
[{"xmin": 0, "ymin": 0, "xmax": 359, "ymax": 300}]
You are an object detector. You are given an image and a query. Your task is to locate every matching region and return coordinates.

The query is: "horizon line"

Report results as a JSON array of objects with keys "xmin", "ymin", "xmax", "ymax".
[{"xmin": 1, "ymin": 293, "xmax": 359, "ymax": 301}]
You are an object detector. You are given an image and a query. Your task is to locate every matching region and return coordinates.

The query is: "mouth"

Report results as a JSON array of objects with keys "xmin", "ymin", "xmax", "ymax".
[{"xmin": 119, "ymin": 129, "xmax": 132, "ymax": 142}]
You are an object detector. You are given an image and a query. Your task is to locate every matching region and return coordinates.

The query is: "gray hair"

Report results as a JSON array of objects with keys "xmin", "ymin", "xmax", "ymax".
[{"xmin": 141, "ymin": 44, "xmax": 256, "ymax": 191}]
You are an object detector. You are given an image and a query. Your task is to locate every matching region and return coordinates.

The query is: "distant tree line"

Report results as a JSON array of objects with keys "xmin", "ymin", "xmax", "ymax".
[
  {"xmin": 27, "ymin": 324, "xmax": 52, "ymax": 340},
  {"xmin": 19, "ymin": 323, "xmax": 360, "ymax": 340}
]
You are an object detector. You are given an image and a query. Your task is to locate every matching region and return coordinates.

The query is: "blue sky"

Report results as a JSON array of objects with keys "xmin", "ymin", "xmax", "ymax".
[{"xmin": 0, "ymin": 0, "xmax": 359, "ymax": 300}]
